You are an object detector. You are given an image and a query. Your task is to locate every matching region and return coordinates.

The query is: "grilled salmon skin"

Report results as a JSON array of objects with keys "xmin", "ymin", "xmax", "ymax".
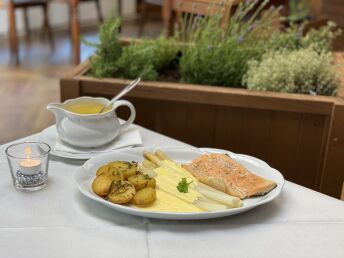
[{"xmin": 182, "ymin": 153, "xmax": 277, "ymax": 199}]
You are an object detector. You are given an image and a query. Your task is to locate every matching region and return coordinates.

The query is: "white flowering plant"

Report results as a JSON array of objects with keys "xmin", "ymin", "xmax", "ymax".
[{"xmin": 244, "ymin": 49, "xmax": 340, "ymax": 96}]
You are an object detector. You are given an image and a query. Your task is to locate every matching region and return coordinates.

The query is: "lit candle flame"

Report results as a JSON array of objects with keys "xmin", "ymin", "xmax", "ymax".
[{"xmin": 24, "ymin": 147, "xmax": 32, "ymax": 159}]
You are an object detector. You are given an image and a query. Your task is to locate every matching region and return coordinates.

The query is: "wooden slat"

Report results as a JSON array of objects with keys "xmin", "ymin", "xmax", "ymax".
[
  {"xmin": 294, "ymin": 113, "xmax": 328, "ymax": 189},
  {"xmin": 214, "ymin": 107, "xmax": 273, "ymax": 160},
  {"xmin": 320, "ymin": 101, "xmax": 344, "ymax": 198},
  {"xmin": 158, "ymin": 101, "xmax": 216, "ymax": 147},
  {"xmin": 214, "ymin": 107, "xmax": 247, "ymax": 153},
  {"xmin": 266, "ymin": 111, "xmax": 302, "ymax": 180},
  {"xmin": 238, "ymin": 108, "xmax": 272, "ymax": 160},
  {"xmin": 131, "ymin": 98, "xmax": 163, "ymax": 132},
  {"xmin": 322, "ymin": 0, "xmax": 344, "ymax": 27},
  {"xmin": 79, "ymin": 77, "xmax": 335, "ymax": 115}
]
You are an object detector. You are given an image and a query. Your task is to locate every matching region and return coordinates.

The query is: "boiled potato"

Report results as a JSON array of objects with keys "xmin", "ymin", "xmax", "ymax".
[
  {"xmin": 107, "ymin": 181, "xmax": 136, "ymax": 204},
  {"xmin": 146, "ymin": 177, "xmax": 156, "ymax": 188},
  {"xmin": 96, "ymin": 164, "xmax": 110, "ymax": 177},
  {"xmin": 92, "ymin": 174, "xmax": 113, "ymax": 197},
  {"xmin": 128, "ymin": 174, "xmax": 148, "ymax": 191},
  {"xmin": 133, "ymin": 187, "xmax": 156, "ymax": 205},
  {"xmin": 108, "ymin": 161, "xmax": 137, "ymax": 180}
]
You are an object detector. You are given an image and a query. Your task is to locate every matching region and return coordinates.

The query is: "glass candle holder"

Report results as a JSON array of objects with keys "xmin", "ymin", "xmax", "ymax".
[{"xmin": 6, "ymin": 142, "xmax": 51, "ymax": 191}]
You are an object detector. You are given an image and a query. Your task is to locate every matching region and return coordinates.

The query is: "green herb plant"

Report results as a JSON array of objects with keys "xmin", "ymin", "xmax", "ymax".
[
  {"xmin": 267, "ymin": 21, "xmax": 341, "ymax": 53},
  {"xmin": 287, "ymin": 0, "xmax": 310, "ymax": 23},
  {"xmin": 86, "ymin": 0, "xmax": 342, "ymax": 96},
  {"xmin": 85, "ymin": 18, "xmax": 122, "ymax": 77},
  {"xmin": 86, "ymin": 19, "xmax": 179, "ymax": 80},
  {"xmin": 176, "ymin": 177, "xmax": 193, "ymax": 193}
]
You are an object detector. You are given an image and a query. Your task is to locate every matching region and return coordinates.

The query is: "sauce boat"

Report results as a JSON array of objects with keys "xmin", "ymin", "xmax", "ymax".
[{"xmin": 47, "ymin": 97, "xmax": 136, "ymax": 148}]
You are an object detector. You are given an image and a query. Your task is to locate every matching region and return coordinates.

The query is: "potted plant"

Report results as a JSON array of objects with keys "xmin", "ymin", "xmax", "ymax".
[{"xmin": 60, "ymin": 0, "xmax": 344, "ymax": 199}]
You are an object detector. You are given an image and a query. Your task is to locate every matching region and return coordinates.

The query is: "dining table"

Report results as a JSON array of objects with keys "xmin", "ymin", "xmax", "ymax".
[{"xmin": 0, "ymin": 123, "xmax": 343, "ymax": 258}]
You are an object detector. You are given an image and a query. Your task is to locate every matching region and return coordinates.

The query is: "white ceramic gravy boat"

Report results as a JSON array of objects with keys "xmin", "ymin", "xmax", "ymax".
[{"xmin": 47, "ymin": 97, "xmax": 136, "ymax": 148}]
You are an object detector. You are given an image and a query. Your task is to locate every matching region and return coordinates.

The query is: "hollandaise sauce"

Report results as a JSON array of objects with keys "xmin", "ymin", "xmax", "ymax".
[
  {"xmin": 65, "ymin": 102, "xmax": 112, "ymax": 114},
  {"xmin": 135, "ymin": 162, "xmax": 203, "ymax": 213},
  {"xmin": 135, "ymin": 189, "xmax": 202, "ymax": 212}
]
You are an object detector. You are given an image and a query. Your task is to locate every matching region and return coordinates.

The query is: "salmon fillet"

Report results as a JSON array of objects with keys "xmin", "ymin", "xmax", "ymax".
[{"xmin": 182, "ymin": 153, "xmax": 277, "ymax": 199}]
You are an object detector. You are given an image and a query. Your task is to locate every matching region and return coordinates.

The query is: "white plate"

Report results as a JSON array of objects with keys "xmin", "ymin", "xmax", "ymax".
[
  {"xmin": 37, "ymin": 125, "xmax": 139, "ymax": 160},
  {"xmin": 75, "ymin": 147, "xmax": 284, "ymax": 220}
]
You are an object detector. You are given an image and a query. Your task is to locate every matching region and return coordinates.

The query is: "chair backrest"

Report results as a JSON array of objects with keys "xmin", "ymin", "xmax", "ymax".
[
  {"xmin": 163, "ymin": 0, "xmax": 241, "ymax": 36},
  {"xmin": 144, "ymin": 0, "xmax": 163, "ymax": 5}
]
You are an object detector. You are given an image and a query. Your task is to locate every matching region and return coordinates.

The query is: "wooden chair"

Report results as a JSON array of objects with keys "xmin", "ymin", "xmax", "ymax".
[
  {"xmin": 162, "ymin": 0, "xmax": 241, "ymax": 37},
  {"xmin": 63, "ymin": 0, "xmax": 122, "ymax": 64},
  {"xmin": 79, "ymin": 0, "xmax": 103, "ymax": 23},
  {"xmin": 2, "ymin": 0, "xmax": 54, "ymax": 65},
  {"xmin": 138, "ymin": 0, "xmax": 163, "ymax": 36}
]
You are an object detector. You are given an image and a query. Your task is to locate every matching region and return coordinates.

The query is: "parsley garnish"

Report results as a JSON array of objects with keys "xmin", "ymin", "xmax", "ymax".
[{"xmin": 176, "ymin": 177, "xmax": 193, "ymax": 193}]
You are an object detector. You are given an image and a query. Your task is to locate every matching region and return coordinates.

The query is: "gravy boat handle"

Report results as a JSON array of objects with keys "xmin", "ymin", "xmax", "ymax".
[{"xmin": 113, "ymin": 100, "xmax": 136, "ymax": 132}]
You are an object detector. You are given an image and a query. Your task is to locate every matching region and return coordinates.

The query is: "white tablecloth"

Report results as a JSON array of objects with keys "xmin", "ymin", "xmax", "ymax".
[{"xmin": 0, "ymin": 125, "xmax": 343, "ymax": 258}]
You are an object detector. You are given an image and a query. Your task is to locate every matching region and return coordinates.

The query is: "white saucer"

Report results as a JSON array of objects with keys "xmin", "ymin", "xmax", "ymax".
[{"xmin": 37, "ymin": 125, "xmax": 142, "ymax": 160}]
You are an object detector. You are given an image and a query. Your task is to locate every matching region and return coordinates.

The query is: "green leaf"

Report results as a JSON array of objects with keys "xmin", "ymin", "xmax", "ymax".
[{"xmin": 176, "ymin": 177, "xmax": 193, "ymax": 193}]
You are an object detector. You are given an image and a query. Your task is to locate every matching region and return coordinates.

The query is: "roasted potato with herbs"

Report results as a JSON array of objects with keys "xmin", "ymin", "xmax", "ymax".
[
  {"xmin": 128, "ymin": 174, "xmax": 156, "ymax": 191},
  {"xmin": 146, "ymin": 177, "xmax": 156, "ymax": 188},
  {"xmin": 134, "ymin": 187, "xmax": 156, "ymax": 205},
  {"xmin": 107, "ymin": 181, "xmax": 136, "ymax": 204},
  {"xmin": 93, "ymin": 160, "xmax": 157, "ymax": 206},
  {"xmin": 128, "ymin": 174, "xmax": 148, "ymax": 191},
  {"xmin": 92, "ymin": 174, "xmax": 114, "ymax": 197},
  {"xmin": 96, "ymin": 164, "xmax": 110, "ymax": 177},
  {"xmin": 96, "ymin": 165, "xmax": 124, "ymax": 182},
  {"xmin": 108, "ymin": 161, "xmax": 137, "ymax": 179}
]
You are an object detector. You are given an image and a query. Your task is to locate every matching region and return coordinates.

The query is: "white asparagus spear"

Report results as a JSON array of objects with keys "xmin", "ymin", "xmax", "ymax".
[
  {"xmin": 155, "ymin": 150, "xmax": 171, "ymax": 161},
  {"xmin": 194, "ymin": 199, "xmax": 227, "ymax": 211},
  {"xmin": 156, "ymin": 185, "xmax": 228, "ymax": 212},
  {"xmin": 196, "ymin": 183, "xmax": 242, "ymax": 208},
  {"xmin": 143, "ymin": 151, "xmax": 163, "ymax": 166},
  {"xmin": 143, "ymin": 159, "xmax": 157, "ymax": 169},
  {"xmin": 138, "ymin": 164, "xmax": 157, "ymax": 177}
]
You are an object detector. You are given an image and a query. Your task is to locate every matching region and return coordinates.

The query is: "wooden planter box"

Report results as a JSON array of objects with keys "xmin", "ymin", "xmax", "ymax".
[{"xmin": 60, "ymin": 57, "xmax": 344, "ymax": 200}]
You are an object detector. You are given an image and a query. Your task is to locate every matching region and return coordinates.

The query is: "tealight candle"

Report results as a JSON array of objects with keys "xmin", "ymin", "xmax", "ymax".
[
  {"xmin": 6, "ymin": 142, "xmax": 50, "ymax": 191},
  {"xmin": 19, "ymin": 147, "xmax": 42, "ymax": 175},
  {"xmin": 20, "ymin": 158, "xmax": 42, "ymax": 175}
]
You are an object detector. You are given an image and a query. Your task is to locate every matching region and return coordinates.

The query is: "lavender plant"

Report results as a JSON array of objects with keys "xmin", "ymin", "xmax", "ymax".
[{"xmin": 179, "ymin": 0, "xmax": 282, "ymax": 87}]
